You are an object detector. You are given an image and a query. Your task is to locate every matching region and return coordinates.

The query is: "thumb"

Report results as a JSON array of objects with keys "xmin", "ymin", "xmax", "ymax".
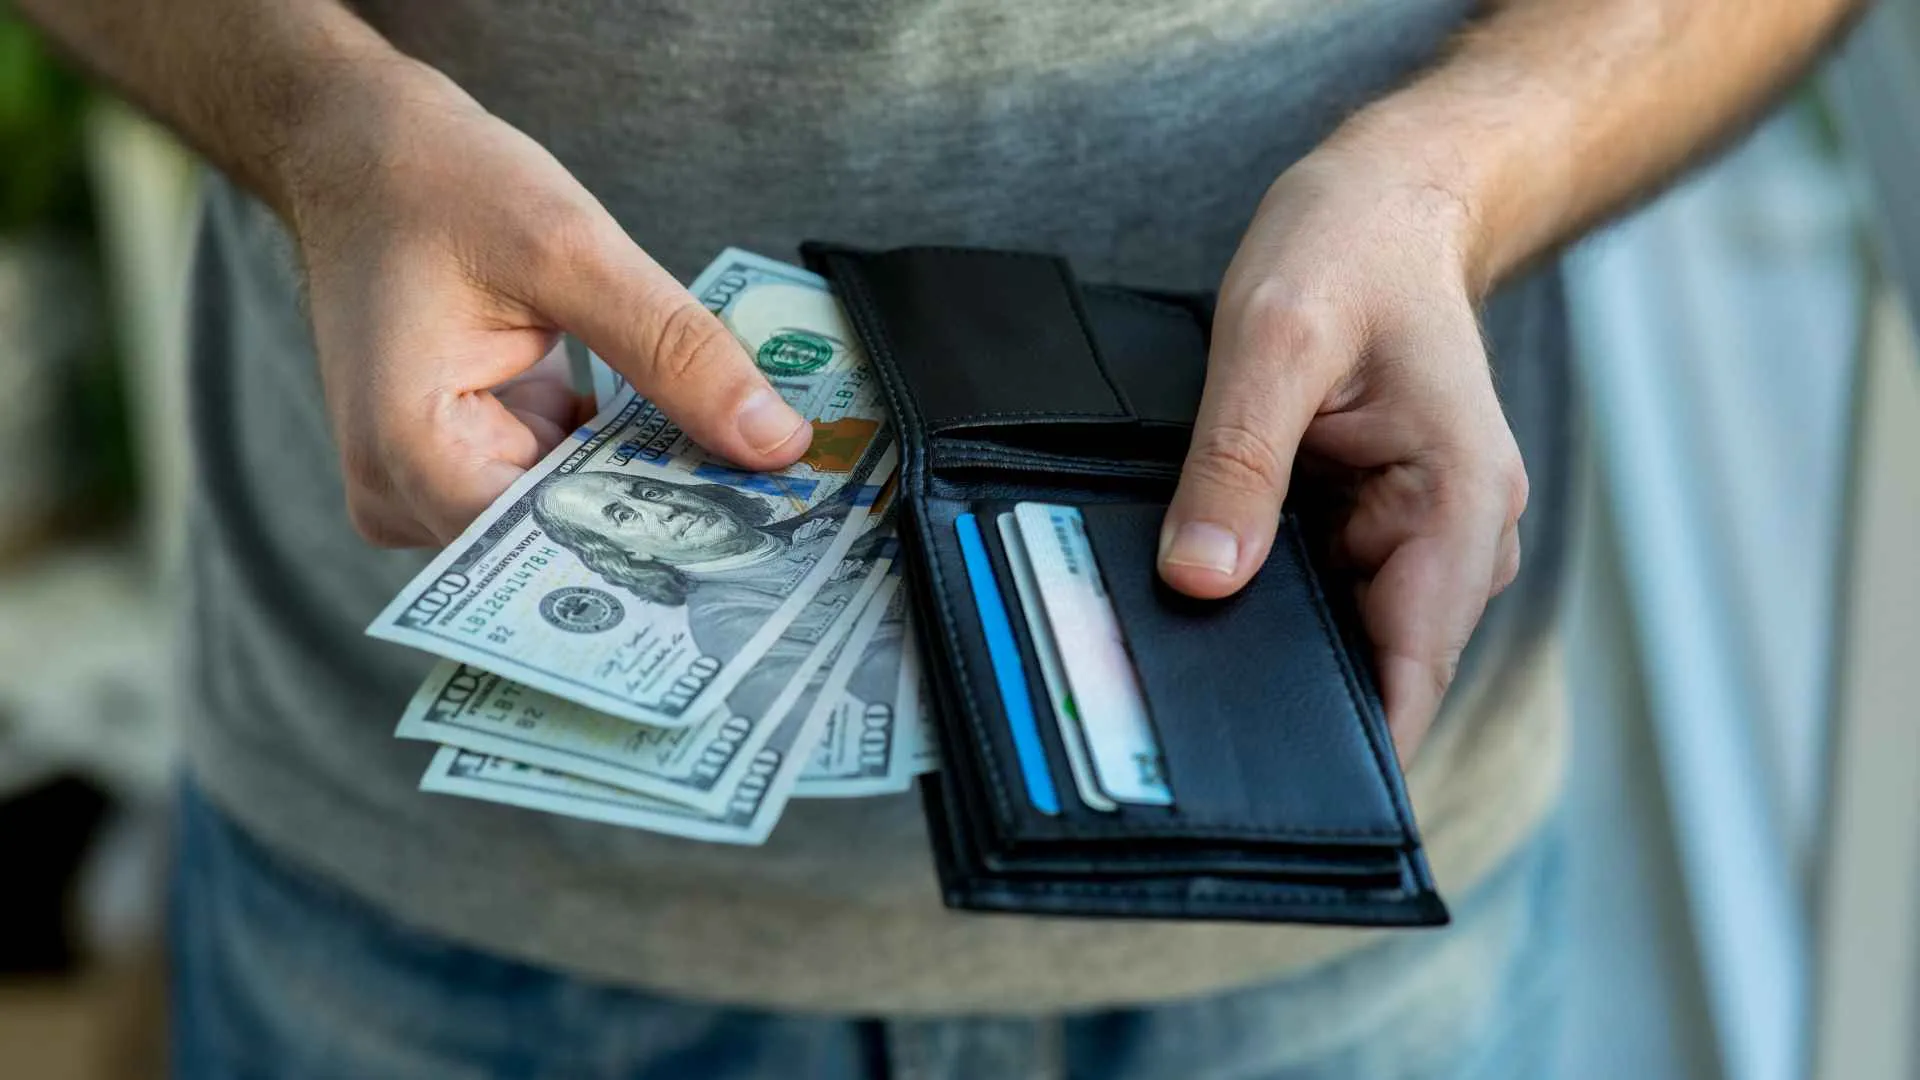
[
  {"xmin": 1159, "ymin": 301, "xmax": 1339, "ymax": 598},
  {"xmin": 533, "ymin": 220, "xmax": 811, "ymax": 469}
]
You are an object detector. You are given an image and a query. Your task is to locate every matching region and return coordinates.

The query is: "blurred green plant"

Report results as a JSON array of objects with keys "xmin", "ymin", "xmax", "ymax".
[
  {"xmin": 0, "ymin": 9, "xmax": 136, "ymax": 539},
  {"xmin": 0, "ymin": 10, "xmax": 94, "ymax": 234}
]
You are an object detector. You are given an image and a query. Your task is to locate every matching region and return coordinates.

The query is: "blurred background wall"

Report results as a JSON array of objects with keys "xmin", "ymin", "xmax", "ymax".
[{"xmin": 0, "ymin": 4, "xmax": 1917, "ymax": 1079}]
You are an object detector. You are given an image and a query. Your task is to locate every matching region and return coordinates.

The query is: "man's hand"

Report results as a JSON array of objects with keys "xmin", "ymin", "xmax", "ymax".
[
  {"xmin": 289, "ymin": 62, "xmax": 810, "ymax": 546},
  {"xmin": 1158, "ymin": 138, "xmax": 1525, "ymax": 759},
  {"xmin": 1158, "ymin": 0, "xmax": 1861, "ymax": 756},
  {"xmin": 15, "ymin": 0, "xmax": 820, "ymax": 546}
]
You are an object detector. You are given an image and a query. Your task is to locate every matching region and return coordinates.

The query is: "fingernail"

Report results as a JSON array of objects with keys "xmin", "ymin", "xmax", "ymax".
[
  {"xmin": 1160, "ymin": 522, "xmax": 1240, "ymax": 576},
  {"xmin": 735, "ymin": 390, "xmax": 807, "ymax": 454}
]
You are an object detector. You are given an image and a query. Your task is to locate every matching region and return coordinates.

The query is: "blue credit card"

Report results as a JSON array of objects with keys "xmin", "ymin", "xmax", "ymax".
[{"xmin": 953, "ymin": 513, "xmax": 1061, "ymax": 816}]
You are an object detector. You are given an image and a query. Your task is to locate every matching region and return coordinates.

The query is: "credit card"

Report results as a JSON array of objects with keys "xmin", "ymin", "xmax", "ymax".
[
  {"xmin": 953, "ymin": 513, "xmax": 1061, "ymax": 816},
  {"xmin": 997, "ymin": 512, "xmax": 1118, "ymax": 813},
  {"xmin": 1011, "ymin": 502, "xmax": 1172, "ymax": 807}
]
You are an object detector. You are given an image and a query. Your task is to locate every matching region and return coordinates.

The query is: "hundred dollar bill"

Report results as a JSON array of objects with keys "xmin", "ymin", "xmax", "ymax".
[
  {"xmin": 418, "ymin": 576, "xmax": 878, "ymax": 844},
  {"xmin": 369, "ymin": 250, "xmax": 894, "ymax": 727},
  {"xmin": 903, "ymin": 652, "xmax": 940, "ymax": 776},
  {"xmin": 395, "ymin": 528, "xmax": 896, "ymax": 813},
  {"xmin": 866, "ymin": 612, "xmax": 938, "ymax": 779},
  {"xmin": 420, "ymin": 739, "xmax": 779, "ymax": 846},
  {"xmin": 794, "ymin": 577, "xmax": 922, "ymax": 798}
]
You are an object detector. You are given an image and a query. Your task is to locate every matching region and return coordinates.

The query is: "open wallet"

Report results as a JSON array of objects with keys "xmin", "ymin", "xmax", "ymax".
[{"xmin": 802, "ymin": 243, "xmax": 1447, "ymax": 927}]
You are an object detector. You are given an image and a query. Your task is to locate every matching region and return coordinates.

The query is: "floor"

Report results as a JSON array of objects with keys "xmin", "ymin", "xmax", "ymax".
[{"xmin": 0, "ymin": 951, "xmax": 166, "ymax": 1080}]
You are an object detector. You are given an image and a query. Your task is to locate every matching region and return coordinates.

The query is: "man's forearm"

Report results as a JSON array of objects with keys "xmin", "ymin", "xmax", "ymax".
[
  {"xmin": 1333, "ymin": 0, "xmax": 1864, "ymax": 292},
  {"xmin": 14, "ymin": 0, "xmax": 414, "ymax": 220}
]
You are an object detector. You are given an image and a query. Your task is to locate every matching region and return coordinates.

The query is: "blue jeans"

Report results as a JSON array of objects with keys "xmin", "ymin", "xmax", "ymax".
[{"xmin": 170, "ymin": 780, "xmax": 1564, "ymax": 1079}]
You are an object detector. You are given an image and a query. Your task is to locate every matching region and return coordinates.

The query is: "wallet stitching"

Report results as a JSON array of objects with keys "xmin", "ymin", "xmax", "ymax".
[
  {"xmin": 966, "ymin": 879, "xmax": 1413, "ymax": 906},
  {"xmin": 1287, "ymin": 520, "xmax": 1418, "ymax": 839},
  {"xmin": 932, "ymin": 444, "xmax": 1181, "ymax": 481},
  {"xmin": 931, "ymin": 408, "xmax": 1126, "ymax": 426},
  {"xmin": 822, "ymin": 251, "xmax": 923, "ymax": 491},
  {"xmin": 889, "ymin": 245, "xmax": 1095, "ymax": 268},
  {"xmin": 1033, "ymin": 823, "xmax": 1398, "ymax": 838},
  {"xmin": 822, "ymin": 251, "xmax": 1026, "ymax": 827}
]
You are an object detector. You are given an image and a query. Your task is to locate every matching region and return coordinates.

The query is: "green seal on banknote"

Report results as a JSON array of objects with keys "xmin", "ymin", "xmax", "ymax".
[{"xmin": 756, "ymin": 330, "xmax": 836, "ymax": 375}]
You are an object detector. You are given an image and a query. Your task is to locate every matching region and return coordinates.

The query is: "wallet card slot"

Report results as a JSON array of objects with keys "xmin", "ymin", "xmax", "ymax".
[
  {"xmin": 972, "ymin": 504, "xmax": 1127, "ymax": 830},
  {"xmin": 922, "ymin": 768, "xmax": 1449, "ymax": 927},
  {"xmin": 1078, "ymin": 285, "xmax": 1210, "ymax": 427},
  {"xmin": 911, "ymin": 492, "xmax": 1417, "ymax": 850},
  {"xmin": 1072, "ymin": 502, "xmax": 1414, "ymax": 845},
  {"xmin": 916, "ymin": 498, "xmax": 1082, "ymax": 833},
  {"xmin": 910, "ymin": 494, "xmax": 1169, "ymax": 842},
  {"xmin": 981, "ymin": 845, "xmax": 1412, "ymax": 889},
  {"xmin": 979, "ymin": 819, "xmax": 1412, "ymax": 879},
  {"xmin": 807, "ymin": 244, "xmax": 1133, "ymax": 433},
  {"xmin": 952, "ymin": 511, "xmax": 1063, "ymax": 817}
]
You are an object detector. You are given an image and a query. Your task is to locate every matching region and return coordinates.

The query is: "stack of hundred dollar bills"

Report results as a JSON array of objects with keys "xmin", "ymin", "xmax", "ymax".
[{"xmin": 366, "ymin": 250, "xmax": 935, "ymax": 845}]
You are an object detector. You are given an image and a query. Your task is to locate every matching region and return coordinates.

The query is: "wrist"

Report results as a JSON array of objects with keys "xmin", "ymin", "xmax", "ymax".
[
  {"xmin": 1322, "ymin": 80, "xmax": 1571, "ymax": 296},
  {"xmin": 257, "ymin": 31, "xmax": 463, "ymax": 235}
]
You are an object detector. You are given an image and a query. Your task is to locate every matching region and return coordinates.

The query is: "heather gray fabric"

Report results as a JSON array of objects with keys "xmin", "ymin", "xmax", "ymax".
[{"xmin": 181, "ymin": 0, "xmax": 1575, "ymax": 1012}]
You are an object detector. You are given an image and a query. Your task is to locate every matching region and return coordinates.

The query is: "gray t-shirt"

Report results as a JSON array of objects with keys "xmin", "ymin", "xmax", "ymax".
[{"xmin": 183, "ymin": 0, "xmax": 1573, "ymax": 1012}]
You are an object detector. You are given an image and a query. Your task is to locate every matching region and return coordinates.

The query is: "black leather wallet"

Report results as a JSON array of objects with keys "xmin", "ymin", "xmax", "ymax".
[{"xmin": 802, "ymin": 243, "xmax": 1446, "ymax": 927}]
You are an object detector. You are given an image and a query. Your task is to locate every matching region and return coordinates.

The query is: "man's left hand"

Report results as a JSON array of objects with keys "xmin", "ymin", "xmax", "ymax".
[{"xmin": 1158, "ymin": 135, "xmax": 1528, "ymax": 761}]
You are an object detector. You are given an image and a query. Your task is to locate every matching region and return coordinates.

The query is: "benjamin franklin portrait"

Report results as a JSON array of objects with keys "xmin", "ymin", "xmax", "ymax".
[
  {"xmin": 530, "ymin": 471, "xmax": 858, "ymax": 605},
  {"xmin": 530, "ymin": 470, "xmax": 879, "ymax": 695}
]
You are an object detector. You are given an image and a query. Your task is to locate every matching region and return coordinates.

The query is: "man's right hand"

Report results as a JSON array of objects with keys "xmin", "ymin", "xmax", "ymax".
[{"xmin": 281, "ymin": 59, "xmax": 811, "ymax": 547}]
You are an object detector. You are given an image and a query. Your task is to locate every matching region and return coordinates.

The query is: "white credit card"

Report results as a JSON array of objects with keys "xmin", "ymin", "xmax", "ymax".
[
  {"xmin": 997, "ymin": 512, "xmax": 1117, "ymax": 812},
  {"xmin": 1010, "ymin": 502, "xmax": 1172, "ymax": 807}
]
